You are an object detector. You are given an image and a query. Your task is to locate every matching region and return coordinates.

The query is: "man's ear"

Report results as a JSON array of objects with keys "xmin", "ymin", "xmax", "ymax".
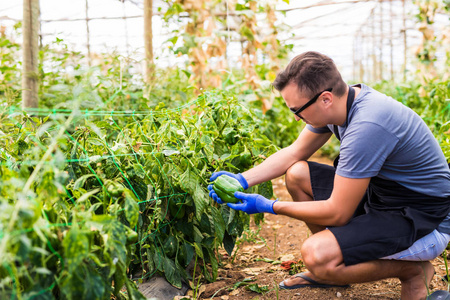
[{"xmin": 322, "ymin": 93, "xmax": 333, "ymax": 108}]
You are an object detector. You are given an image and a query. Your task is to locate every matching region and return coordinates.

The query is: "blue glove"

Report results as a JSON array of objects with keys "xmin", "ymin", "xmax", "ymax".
[
  {"xmin": 228, "ymin": 192, "xmax": 278, "ymax": 215},
  {"xmin": 207, "ymin": 184, "xmax": 224, "ymax": 204},
  {"xmin": 209, "ymin": 171, "xmax": 249, "ymax": 190}
]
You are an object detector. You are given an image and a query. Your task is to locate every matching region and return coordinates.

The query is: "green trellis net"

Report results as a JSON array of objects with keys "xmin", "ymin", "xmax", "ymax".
[{"xmin": 0, "ymin": 90, "xmax": 277, "ymax": 299}]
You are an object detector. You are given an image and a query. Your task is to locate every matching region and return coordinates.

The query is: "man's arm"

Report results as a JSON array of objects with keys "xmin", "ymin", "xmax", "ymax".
[
  {"xmin": 242, "ymin": 128, "xmax": 332, "ymax": 187},
  {"xmin": 273, "ymin": 175, "xmax": 370, "ymax": 226}
]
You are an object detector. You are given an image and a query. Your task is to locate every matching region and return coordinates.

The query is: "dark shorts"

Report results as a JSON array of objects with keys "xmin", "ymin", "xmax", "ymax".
[{"xmin": 308, "ymin": 161, "xmax": 450, "ymax": 266}]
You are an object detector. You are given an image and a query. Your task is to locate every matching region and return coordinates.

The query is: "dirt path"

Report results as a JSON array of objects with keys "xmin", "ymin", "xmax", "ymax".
[{"xmin": 197, "ymin": 156, "xmax": 450, "ymax": 300}]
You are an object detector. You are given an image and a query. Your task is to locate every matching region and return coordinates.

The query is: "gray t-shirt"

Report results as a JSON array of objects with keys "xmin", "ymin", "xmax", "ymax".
[
  {"xmin": 308, "ymin": 84, "xmax": 450, "ymax": 234},
  {"xmin": 307, "ymin": 84, "xmax": 450, "ymax": 198}
]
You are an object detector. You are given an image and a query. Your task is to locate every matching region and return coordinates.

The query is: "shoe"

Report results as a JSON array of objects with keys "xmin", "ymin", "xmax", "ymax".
[
  {"xmin": 427, "ymin": 290, "xmax": 450, "ymax": 300},
  {"xmin": 278, "ymin": 272, "xmax": 350, "ymax": 290}
]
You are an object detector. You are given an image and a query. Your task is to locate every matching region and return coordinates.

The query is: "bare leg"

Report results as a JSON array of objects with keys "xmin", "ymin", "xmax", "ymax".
[
  {"xmin": 285, "ymin": 161, "xmax": 326, "ymax": 233},
  {"xmin": 282, "ymin": 230, "xmax": 434, "ymax": 300}
]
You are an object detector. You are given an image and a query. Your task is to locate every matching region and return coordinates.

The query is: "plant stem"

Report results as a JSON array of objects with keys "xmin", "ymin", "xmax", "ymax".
[
  {"xmin": 231, "ymin": 244, "xmax": 240, "ymax": 264},
  {"xmin": 273, "ymin": 232, "xmax": 277, "ymax": 257},
  {"xmin": 193, "ymin": 254, "xmax": 198, "ymax": 298},
  {"xmin": 443, "ymin": 249, "xmax": 449, "ymax": 291},
  {"xmin": 218, "ymin": 105, "xmax": 231, "ymax": 136}
]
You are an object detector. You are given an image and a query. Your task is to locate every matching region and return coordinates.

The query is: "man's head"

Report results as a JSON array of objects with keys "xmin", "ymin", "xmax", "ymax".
[
  {"xmin": 272, "ymin": 52, "xmax": 347, "ymax": 125},
  {"xmin": 272, "ymin": 51, "xmax": 346, "ymax": 98}
]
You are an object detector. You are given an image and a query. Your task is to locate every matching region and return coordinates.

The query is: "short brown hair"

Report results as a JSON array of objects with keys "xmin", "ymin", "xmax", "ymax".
[{"xmin": 272, "ymin": 51, "xmax": 347, "ymax": 98}]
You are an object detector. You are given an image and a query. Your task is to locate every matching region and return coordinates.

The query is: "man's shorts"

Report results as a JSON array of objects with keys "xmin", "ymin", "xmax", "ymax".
[{"xmin": 307, "ymin": 161, "xmax": 450, "ymax": 266}]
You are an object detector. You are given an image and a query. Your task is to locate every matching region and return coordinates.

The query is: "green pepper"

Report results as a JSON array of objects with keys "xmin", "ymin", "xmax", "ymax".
[
  {"xmin": 125, "ymin": 227, "xmax": 138, "ymax": 244},
  {"xmin": 224, "ymin": 129, "xmax": 239, "ymax": 145},
  {"xmin": 163, "ymin": 236, "xmax": 178, "ymax": 258},
  {"xmin": 106, "ymin": 181, "xmax": 124, "ymax": 197},
  {"xmin": 213, "ymin": 176, "xmax": 244, "ymax": 203},
  {"xmin": 168, "ymin": 198, "xmax": 186, "ymax": 219}
]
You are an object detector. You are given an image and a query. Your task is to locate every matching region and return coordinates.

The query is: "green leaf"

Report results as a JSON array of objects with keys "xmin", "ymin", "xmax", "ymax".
[
  {"xmin": 193, "ymin": 225, "xmax": 203, "ymax": 243},
  {"xmin": 34, "ymin": 267, "xmax": 52, "ymax": 275},
  {"xmin": 179, "ymin": 167, "xmax": 208, "ymax": 220},
  {"xmin": 182, "ymin": 70, "xmax": 191, "ymax": 79},
  {"xmin": 86, "ymin": 121, "xmax": 104, "ymax": 139},
  {"xmin": 36, "ymin": 122, "xmax": 53, "ymax": 139},
  {"xmin": 113, "ymin": 261, "xmax": 127, "ymax": 295},
  {"xmin": 207, "ymin": 248, "xmax": 218, "ymax": 282},
  {"xmin": 166, "ymin": 36, "xmax": 179, "ymax": 45},
  {"xmin": 199, "ymin": 213, "xmax": 212, "ymax": 235},
  {"xmin": 257, "ymin": 180, "xmax": 273, "ymax": 200},
  {"xmin": 124, "ymin": 190, "xmax": 139, "ymax": 227},
  {"xmin": 102, "ymin": 220, "xmax": 128, "ymax": 277},
  {"xmin": 133, "ymin": 164, "xmax": 146, "ymax": 179},
  {"xmin": 154, "ymin": 255, "xmax": 165, "ymax": 273},
  {"xmin": 180, "ymin": 242, "xmax": 194, "ymax": 267},
  {"xmin": 245, "ymin": 283, "xmax": 270, "ymax": 294},
  {"xmin": 76, "ymin": 188, "xmax": 100, "ymax": 203},
  {"xmin": 83, "ymin": 266, "xmax": 107, "ymax": 299},
  {"xmin": 254, "ymin": 257, "xmax": 275, "ymax": 263},
  {"xmin": 86, "ymin": 137, "xmax": 104, "ymax": 146},
  {"xmin": 193, "ymin": 242, "xmax": 204, "ymax": 259},
  {"xmin": 73, "ymin": 174, "xmax": 95, "ymax": 190},
  {"xmin": 125, "ymin": 278, "xmax": 147, "ymax": 300},
  {"xmin": 223, "ymin": 231, "xmax": 235, "ymax": 256},
  {"xmin": 211, "ymin": 206, "xmax": 225, "ymax": 244},
  {"xmin": 63, "ymin": 228, "xmax": 90, "ymax": 273},
  {"xmin": 163, "ymin": 256, "xmax": 182, "ymax": 289}
]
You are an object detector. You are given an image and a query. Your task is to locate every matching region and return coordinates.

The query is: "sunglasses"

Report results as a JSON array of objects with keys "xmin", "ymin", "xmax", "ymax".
[{"xmin": 291, "ymin": 88, "xmax": 333, "ymax": 119}]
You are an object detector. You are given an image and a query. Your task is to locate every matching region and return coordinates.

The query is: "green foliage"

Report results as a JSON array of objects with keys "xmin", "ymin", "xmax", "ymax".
[
  {"xmin": 0, "ymin": 26, "xmax": 21, "ymax": 104},
  {"xmin": 0, "ymin": 24, "xmax": 196, "ymax": 113},
  {"xmin": 218, "ymin": 67, "xmax": 303, "ymax": 149},
  {"xmin": 0, "ymin": 89, "xmax": 277, "ymax": 299},
  {"xmin": 374, "ymin": 78, "xmax": 450, "ymax": 160}
]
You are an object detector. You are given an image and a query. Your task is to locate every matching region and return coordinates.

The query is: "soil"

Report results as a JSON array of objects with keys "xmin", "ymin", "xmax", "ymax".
[{"xmin": 195, "ymin": 155, "xmax": 450, "ymax": 300}]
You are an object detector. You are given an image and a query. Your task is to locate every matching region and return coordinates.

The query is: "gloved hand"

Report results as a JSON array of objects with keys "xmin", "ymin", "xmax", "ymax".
[
  {"xmin": 210, "ymin": 171, "xmax": 248, "ymax": 190},
  {"xmin": 228, "ymin": 192, "xmax": 278, "ymax": 215},
  {"xmin": 207, "ymin": 184, "xmax": 222, "ymax": 204}
]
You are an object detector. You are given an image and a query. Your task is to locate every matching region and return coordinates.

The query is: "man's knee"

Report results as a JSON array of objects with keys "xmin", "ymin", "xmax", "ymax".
[
  {"xmin": 286, "ymin": 161, "xmax": 309, "ymax": 184},
  {"xmin": 301, "ymin": 232, "xmax": 342, "ymax": 279},
  {"xmin": 301, "ymin": 237, "xmax": 326, "ymax": 270},
  {"xmin": 285, "ymin": 161, "xmax": 311, "ymax": 197}
]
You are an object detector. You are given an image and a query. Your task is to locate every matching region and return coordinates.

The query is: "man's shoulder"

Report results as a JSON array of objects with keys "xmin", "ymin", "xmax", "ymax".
[{"xmin": 351, "ymin": 86, "xmax": 415, "ymax": 125}]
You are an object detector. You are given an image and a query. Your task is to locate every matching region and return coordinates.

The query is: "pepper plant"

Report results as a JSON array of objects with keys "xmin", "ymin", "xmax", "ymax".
[{"xmin": 0, "ymin": 88, "xmax": 276, "ymax": 299}]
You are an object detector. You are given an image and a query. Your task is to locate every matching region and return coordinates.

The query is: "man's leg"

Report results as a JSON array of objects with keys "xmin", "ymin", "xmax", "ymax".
[
  {"xmin": 282, "ymin": 230, "xmax": 434, "ymax": 300},
  {"xmin": 285, "ymin": 161, "xmax": 326, "ymax": 233}
]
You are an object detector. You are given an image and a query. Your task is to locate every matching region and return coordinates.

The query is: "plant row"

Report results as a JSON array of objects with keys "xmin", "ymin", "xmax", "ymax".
[{"xmin": 0, "ymin": 90, "xmax": 277, "ymax": 299}]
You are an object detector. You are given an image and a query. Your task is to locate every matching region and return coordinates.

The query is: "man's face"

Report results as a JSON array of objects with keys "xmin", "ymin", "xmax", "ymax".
[{"xmin": 281, "ymin": 82, "xmax": 328, "ymax": 127}]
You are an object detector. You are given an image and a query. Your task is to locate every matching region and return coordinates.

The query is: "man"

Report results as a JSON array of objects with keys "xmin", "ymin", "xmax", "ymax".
[{"xmin": 208, "ymin": 51, "xmax": 450, "ymax": 300}]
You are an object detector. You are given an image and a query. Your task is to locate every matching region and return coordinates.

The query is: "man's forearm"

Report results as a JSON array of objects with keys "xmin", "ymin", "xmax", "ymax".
[
  {"xmin": 273, "ymin": 200, "xmax": 340, "ymax": 226},
  {"xmin": 241, "ymin": 129, "xmax": 332, "ymax": 188},
  {"xmin": 242, "ymin": 146, "xmax": 303, "ymax": 187}
]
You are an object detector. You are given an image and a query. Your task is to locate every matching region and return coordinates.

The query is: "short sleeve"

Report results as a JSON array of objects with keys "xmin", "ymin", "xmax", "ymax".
[
  {"xmin": 336, "ymin": 122, "xmax": 399, "ymax": 178},
  {"xmin": 306, "ymin": 124, "xmax": 332, "ymax": 134}
]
